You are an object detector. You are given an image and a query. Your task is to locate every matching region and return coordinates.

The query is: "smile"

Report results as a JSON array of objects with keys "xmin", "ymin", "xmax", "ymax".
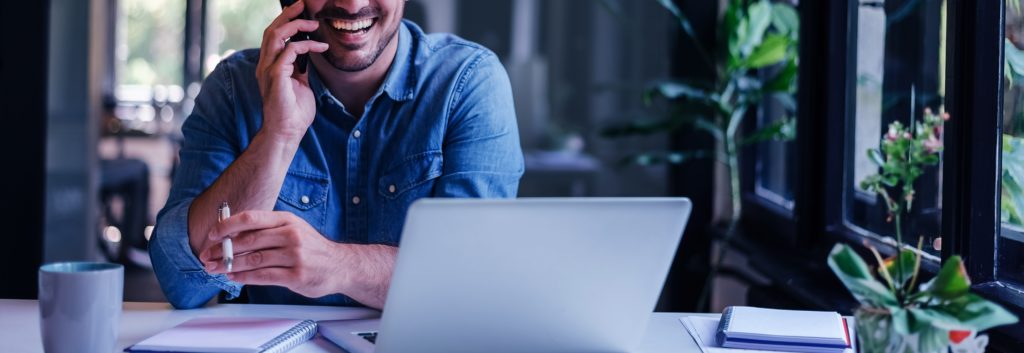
[{"xmin": 329, "ymin": 18, "xmax": 377, "ymax": 33}]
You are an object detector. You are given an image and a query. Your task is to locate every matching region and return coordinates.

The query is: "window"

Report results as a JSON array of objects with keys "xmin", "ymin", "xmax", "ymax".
[
  {"xmin": 745, "ymin": 0, "xmax": 798, "ymax": 214},
  {"xmin": 204, "ymin": 0, "xmax": 281, "ymax": 77},
  {"xmin": 1000, "ymin": 3, "xmax": 1024, "ymax": 287},
  {"xmin": 846, "ymin": 0, "xmax": 947, "ymax": 258},
  {"xmin": 117, "ymin": 0, "xmax": 185, "ymax": 99}
]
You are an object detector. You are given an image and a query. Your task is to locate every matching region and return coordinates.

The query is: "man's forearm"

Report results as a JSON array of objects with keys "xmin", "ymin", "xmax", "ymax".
[
  {"xmin": 336, "ymin": 244, "xmax": 398, "ymax": 309},
  {"xmin": 188, "ymin": 131, "xmax": 299, "ymax": 252}
]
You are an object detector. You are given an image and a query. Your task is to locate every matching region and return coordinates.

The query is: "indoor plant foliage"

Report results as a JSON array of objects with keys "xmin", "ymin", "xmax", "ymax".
[
  {"xmin": 828, "ymin": 110, "xmax": 1018, "ymax": 353},
  {"xmin": 604, "ymin": 0, "xmax": 799, "ymax": 310}
]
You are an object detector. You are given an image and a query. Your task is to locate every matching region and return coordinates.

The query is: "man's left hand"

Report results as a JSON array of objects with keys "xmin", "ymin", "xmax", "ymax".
[{"xmin": 200, "ymin": 210, "xmax": 344, "ymax": 298}]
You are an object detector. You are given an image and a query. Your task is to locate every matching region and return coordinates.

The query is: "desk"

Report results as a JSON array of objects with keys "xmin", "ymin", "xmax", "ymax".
[{"xmin": 0, "ymin": 299, "xmax": 703, "ymax": 353}]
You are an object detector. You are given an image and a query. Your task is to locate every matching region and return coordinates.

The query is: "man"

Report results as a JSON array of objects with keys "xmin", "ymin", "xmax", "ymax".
[{"xmin": 150, "ymin": 0, "xmax": 523, "ymax": 310}]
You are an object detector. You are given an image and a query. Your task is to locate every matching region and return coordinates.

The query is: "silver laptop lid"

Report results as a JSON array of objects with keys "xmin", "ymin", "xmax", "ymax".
[{"xmin": 376, "ymin": 198, "xmax": 691, "ymax": 353}]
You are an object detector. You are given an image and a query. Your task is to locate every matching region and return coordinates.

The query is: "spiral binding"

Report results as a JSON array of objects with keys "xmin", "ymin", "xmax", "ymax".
[{"xmin": 259, "ymin": 319, "xmax": 318, "ymax": 353}]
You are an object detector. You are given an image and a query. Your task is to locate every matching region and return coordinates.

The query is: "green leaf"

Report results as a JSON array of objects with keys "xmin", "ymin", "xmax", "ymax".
[
  {"xmin": 936, "ymin": 293, "xmax": 1019, "ymax": 332},
  {"xmin": 883, "ymin": 250, "xmax": 917, "ymax": 288},
  {"xmin": 923, "ymin": 256, "xmax": 971, "ymax": 300},
  {"xmin": 745, "ymin": 34, "xmax": 790, "ymax": 69},
  {"xmin": 646, "ymin": 81, "xmax": 716, "ymax": 103},
  {"xmin": 1006, "ymin": 39, "xmax": 1024, "ymax": 82},
  {"xmin": 740, "ymin": 116, "xmax": 795, "ymax": 145},
  {"xmin": 827, "ymin": 244, "xmax": 899, "ymax": 307},
  {"xmin": 867, "ymin": 148, "xmax": 886, "ymax": 168},
  {"xmin": 763, "ymin": 57, "xmax": 798, "ymax": 93},
  {"xmin": 742, "ymin": 0, "xmax": 773, "ymax": 56},
  {"xmin": 771, "ymin": 2, "xmax": 800, "ymax": 37},
  {"xmin": 890, "ymin": 307, "xmax": 911, "ymax": 334}
]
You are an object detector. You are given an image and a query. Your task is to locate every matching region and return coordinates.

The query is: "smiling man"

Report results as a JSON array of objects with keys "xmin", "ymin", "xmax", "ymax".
[{"xmin": 149, "ymin": 0, "xmax": 524, "ymax": 309}]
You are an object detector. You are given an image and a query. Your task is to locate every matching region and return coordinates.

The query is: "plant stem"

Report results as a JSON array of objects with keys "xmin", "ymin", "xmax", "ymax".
[
  {"xmin": 894, "ymin": 212, "xmax": 906, "ymax": 302},
  {"xmin": 696, "ymin": 122, "xmax": 744, "ymax": 311}
]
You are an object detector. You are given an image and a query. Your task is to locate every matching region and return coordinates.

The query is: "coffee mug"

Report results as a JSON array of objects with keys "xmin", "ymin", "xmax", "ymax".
[{"xmin": 38, "ymin": 262, "xmax": 124, "ymax": 353}]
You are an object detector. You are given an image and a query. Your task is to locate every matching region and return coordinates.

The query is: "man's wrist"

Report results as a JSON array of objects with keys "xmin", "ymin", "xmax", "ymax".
[{"xmin": 255, "ymin": 127, "xmax": 304, "ymax": 150}]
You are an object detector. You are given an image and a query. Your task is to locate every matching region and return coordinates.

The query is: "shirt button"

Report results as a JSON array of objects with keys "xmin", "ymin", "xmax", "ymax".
[
  {"xmin": 352, "ymin": 196, "xmax": 361, "ymax": 205},
  {"xmin": 300, "ymin": 195, "xmax": 310, "ymax": 204},
  {"xmin": 353, "ymin": 130, "xmax": 362, "ymax": 138},
  {"xmin": 388, "ymin": 184, "xmax": 397, "ymax": 193}
]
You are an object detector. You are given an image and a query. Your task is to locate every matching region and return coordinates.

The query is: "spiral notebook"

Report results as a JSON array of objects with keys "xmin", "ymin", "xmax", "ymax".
[
  {"xmin": 714, "ymin": 306, "xmax": 850, "ymax": 353},
  {"xmin": 126, "ymin": 317, "xmax": 318, "ymax": 353}
]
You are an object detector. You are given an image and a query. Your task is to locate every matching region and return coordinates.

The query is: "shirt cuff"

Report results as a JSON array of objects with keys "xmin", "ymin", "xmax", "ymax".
[{"xmin": 153, "ymin": 200, "xmax": 243, "ymax": 299}]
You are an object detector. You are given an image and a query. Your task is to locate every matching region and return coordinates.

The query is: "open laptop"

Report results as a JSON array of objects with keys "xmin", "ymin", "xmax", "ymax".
[{"xmin": 319, "ymin": 198, "xmax": 691, "ymax": 353}]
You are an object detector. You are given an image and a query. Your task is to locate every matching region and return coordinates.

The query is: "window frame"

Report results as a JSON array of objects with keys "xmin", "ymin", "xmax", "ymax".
[{"xmin": 943, "ymin": 0, "xmax": 1024, "ymax": 344}]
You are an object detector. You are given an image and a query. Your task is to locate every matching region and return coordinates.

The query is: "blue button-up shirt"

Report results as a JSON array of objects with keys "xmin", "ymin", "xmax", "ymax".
[{"xmin": 150, "ymin": 20, "xmax": 524, "ymax": 309}]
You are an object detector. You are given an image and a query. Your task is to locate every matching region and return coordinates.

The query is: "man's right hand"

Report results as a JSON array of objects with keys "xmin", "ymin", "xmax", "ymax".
[{"xmin": 256, "ymin": 0, "xmax": 328, "ymax": 145}]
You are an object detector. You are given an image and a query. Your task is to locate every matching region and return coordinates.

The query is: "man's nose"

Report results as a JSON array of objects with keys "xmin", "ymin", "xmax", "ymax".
[{"xmin": 328, "ymin": 0, "xmax": 373, "ymax": 15}]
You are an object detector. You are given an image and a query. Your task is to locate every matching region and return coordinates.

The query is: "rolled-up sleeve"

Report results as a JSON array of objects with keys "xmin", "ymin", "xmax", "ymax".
[
  {"xmin": 149, "ymin": 62, "xmax": 244, "ymax": 309},
  {"xmin": 433, "ymin": 51, "xmax": 524, "ymax": 198}
]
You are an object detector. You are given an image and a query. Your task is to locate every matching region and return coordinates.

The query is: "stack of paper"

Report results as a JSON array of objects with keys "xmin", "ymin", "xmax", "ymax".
[{"xmin": 680, "ymin": 310, "xmax": 856, "ymax": 353}]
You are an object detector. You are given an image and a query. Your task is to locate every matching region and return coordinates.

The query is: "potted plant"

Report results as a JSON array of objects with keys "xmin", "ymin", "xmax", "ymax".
[
  {"xmin": 828, "ymin": 110, "xmax": 1018, "ymax": 353},
  {"xmin": 603, "ymin": 0, "xmax": 799, "ymax": 310}
]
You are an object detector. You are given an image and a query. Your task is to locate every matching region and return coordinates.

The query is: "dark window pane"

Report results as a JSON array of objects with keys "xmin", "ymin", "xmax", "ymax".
[
  {"xmin": 998, "ymin": 4, "xmax": 1024, "ymax": 286},
  {"xmin": 846, "ymin": 0, "xmax": 946, "ymax": 259}
]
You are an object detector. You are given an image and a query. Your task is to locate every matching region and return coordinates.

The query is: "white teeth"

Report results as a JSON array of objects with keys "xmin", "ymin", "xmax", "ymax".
[{"xmin": 331, "ymin": 19, "xmax": 374, "ymax": 31}]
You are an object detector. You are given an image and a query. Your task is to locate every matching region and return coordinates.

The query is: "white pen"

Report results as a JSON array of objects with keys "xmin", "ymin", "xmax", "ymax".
[{"xmin": 218, "ymin": 202, "xmax": 234, "ymax": 273}]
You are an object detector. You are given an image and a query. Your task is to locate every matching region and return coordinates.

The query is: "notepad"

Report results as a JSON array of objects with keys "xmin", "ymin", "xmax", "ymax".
[
  {"xmin": 715, "ymin": 306, "xmax": 850, "ymax": 353},
  {"xmin": 126, "ymin": 317, "xmax": 317, "ymax": 353}
]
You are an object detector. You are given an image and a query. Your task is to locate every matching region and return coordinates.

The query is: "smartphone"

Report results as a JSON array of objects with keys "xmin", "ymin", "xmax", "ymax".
[{"xmin": 279, "ymin": 0, "xmax": 313, "ymax": 73}]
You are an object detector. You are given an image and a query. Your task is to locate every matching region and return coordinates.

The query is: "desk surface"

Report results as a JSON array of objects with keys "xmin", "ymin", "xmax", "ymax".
[{"xmin": 0, "ymin": 299, "xmax": 704, "ymax": 353}]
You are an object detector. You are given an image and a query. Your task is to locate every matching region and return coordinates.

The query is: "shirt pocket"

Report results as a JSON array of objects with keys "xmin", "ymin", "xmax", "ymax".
[
  {"xmin": 379, "ymin": 151, "xmax": 444, "ymax": 200},
  {"xmin": 276, "ymin": 171, "xmax": 329, "ymax": 230}
]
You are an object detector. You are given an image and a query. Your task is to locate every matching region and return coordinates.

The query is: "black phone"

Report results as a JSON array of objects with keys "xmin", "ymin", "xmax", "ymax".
[{"xmin": 279, "ymin": 0, "xmax": 313, "ymax": 73}]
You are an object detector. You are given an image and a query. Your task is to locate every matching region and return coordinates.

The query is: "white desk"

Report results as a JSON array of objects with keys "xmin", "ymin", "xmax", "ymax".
[{"xmin": 0, "ymin": 299, "xmax": 703, "ymax": 352}]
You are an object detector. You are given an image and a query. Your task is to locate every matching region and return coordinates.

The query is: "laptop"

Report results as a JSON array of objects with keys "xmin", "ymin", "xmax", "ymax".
[{"xmin": 319, "ymin": 198, "xmax": 691, "ymax": 353}]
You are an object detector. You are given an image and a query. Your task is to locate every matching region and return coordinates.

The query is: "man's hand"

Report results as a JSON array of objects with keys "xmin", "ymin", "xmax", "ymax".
[
  {"xmin": 199, "ymin": 210, "xmax": 343, "ymax": 298},
  {"xmin": 199, "ymin": 210, "xmax": 399, "ymax": 308},
  {"xmin": 257, "ymin": 0, "xmax": 328, "ymax": 144}
]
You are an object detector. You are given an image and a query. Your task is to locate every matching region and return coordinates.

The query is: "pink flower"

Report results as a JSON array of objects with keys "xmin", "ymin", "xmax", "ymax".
[
  {"xmin": 886, "ymin": 126, "xmax": 899, "ymax": 142},
  {"xmin": 943, "ymin": 112, "xmax": 951, "ymax": 121},
  {"xmin": 924, "ymin": 135, "xmax": 942, "ymax": 153},
  {"xmin": 903, "ymin": 132, "xmax": 912, "ymax": 140}
]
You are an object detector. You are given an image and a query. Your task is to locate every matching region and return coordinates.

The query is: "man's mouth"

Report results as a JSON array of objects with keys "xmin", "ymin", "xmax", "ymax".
[{"xmin": 328, "ymin": 18, "xmax": 378, "ymax": 34}]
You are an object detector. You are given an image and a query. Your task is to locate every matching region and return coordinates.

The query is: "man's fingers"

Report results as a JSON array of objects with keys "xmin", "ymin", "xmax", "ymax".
[
  {"xmin": 262, "ymin": 20, "xmax": 320, "ymax": 56},
  {"xmin": 208, "ymin": 210, "xmax": 294, "ymax": 242},
  {"xmin": 227, "ymin": 268, "xmax": 294, "ymax": 287},
  {"xmin": 211, "ymin": 248, "xmax": 296, "ymax": 274},
  {"xmin": 273, "ymin": 41, "xmax": 329, "ymax": 73},
  {"xmin": 259, "ymin": 0, "xmax": 309, "ymax": 67},
  {"xmin": 201, "ymin": 227, "xmax": 292, "ymax": 263}
]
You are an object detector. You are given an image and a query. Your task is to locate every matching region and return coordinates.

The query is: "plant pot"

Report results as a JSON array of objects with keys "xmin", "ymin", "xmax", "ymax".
[{"xmin": 855, "ymin": 307, "xmax": 950, "ymax": 353}]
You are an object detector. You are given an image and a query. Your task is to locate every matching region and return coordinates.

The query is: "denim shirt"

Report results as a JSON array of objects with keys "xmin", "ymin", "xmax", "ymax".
[{"xmin": 149, "ymin": 20, "xmax": 524, "ymax": 309}]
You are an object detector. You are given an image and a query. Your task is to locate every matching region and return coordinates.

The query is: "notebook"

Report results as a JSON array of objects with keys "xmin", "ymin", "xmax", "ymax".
[
  {"xmin": 715, "ymin": 306, "xmax": 850, "ymax": 353},
  {"xmin": 680, "ymin": 315, "xmax": 856, "ymax": 353},
  {"xmin": 126, "ymin": 317, "xmax": 318, "ymax": 353}
]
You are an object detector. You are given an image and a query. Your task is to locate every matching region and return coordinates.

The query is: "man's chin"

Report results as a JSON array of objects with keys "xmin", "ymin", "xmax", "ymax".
[{"xmin": 321, "ymin": 51, "xmax": 376, "ymax": 72}]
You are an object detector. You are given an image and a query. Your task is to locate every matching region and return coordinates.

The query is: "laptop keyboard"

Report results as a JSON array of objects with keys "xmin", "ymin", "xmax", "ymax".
[{"xmin": 357, "ymin": 331, "xmax": 378, "ymax": 344}]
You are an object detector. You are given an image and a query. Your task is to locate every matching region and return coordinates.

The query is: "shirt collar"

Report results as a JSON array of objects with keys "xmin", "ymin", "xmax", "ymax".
[{"xmin": 308, "ymin": 20, "xmax": 416, "ymax": 104}]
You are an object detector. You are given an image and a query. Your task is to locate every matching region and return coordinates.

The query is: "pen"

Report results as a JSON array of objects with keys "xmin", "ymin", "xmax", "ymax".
[{"xmin": 218, "ymin": 202, "xmax": 234, "ymax": 273}]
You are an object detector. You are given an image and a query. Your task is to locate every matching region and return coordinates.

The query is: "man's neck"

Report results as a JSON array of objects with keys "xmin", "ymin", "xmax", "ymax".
[{"xmin": 310, "ymin": 33, "xmax": 400, "ymax": 119}]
